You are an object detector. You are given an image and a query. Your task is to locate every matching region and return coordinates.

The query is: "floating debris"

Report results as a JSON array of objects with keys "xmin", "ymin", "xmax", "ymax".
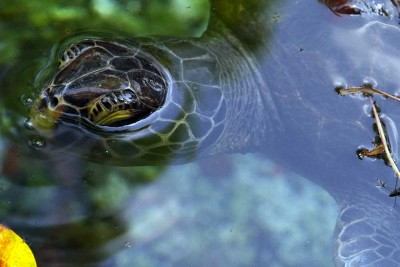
[
  {"xmin": 336, "ymin": 84, "xmax": 400, "ymax": 102},
  {"xmin": 0, "ymin": 224, "xmax": 37, "ymax": 267},
  {"xmin": 337, "ymin": 84, "xmax": 400, "ymax": 200}
]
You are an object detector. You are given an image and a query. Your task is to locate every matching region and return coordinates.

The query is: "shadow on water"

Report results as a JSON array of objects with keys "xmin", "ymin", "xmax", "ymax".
[{"xmin": 0, "ymin": 0, "xmax": 344, "ymax": 266}]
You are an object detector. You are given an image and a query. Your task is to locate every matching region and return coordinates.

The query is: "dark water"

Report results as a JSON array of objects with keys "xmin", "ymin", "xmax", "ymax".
[
  {"xmin": 0, "ymin": 152, "xmax": 337, "ymax": 267},
  {"xmin": 2, "ymin": 0, "xmax": 378, "ymax": 266}
]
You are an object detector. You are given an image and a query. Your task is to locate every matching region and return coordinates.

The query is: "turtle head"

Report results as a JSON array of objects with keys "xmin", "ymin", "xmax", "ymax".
[
  {"xmin": 30, "ymin": 38, "xmax": 226, "ymax": 165},
  {"xmin": 31, "ymin": 39, "xmax": 168, "ymax": 132}
]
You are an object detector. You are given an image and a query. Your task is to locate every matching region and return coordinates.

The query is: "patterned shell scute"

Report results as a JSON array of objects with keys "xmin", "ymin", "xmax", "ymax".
[
  {"xmin": 63, "ymin": 69, "xmax": 129, "ymax": 108},
  {"xmin": 56, "ymin": 46, "xmax": 114, "ymax": 85},
  {"xmin": 122, "ymin": 39, "xmax": 227, "ymax": 148},
  {"xmin": 149, "ymin": 39, "xmax": 227, "ymax": 157}
]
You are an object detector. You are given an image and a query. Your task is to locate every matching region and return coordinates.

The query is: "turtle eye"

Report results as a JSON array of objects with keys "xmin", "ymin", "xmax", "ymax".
[
  {"xmin": 43, "ymin": 88, "xmax": 59, "ymax": 109},
  {"xmin": 49, "ymin": 96, "xmax": 59, "ymax": 108}
]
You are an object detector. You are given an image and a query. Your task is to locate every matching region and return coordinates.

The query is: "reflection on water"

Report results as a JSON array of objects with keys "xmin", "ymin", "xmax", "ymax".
[
  {"xmin": 119, "ymin": 154, "xmax": 337, "ymax": 267},
  {"xmin": 0, "ymin": 0, "xmax": 343, "ymax": 266},
  {"xmin": 0, "ymin": 151, "xmax": 337, "ymax": 266}
]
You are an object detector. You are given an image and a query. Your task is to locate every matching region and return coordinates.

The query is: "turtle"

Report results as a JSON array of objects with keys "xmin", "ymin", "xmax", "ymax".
[{"xmin": 14, "ymin": 0, "xmax": 400, "ymax": 266}]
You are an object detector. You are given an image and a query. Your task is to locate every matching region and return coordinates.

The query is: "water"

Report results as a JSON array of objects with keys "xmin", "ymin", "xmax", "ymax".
[
  {"xmin": 0, "ymin": 152, "xmax": 337, "ymax": 267},
  {"xmin": 0, "ymin": 0, "xmax": 345, "ymax": 266},
  {"xmin": 118, "ymin": 154, "xmax": 337, "ymax": 267}
]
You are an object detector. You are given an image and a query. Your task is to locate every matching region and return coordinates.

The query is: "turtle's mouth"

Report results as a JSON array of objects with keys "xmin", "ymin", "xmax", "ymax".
[
  {"xmin": 31, "ymin": 86, "xmax": 162, "ymax": 132},
  {"xmin": 87, "ymin": 89, "xmax": 157, "ymax": 127}
]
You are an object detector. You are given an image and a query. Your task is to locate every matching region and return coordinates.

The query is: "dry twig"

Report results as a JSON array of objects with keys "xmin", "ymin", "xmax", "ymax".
[
  {"xmin": 336, "ymin": 84, "xmax": 400, "ymax": 102},
  {"xmin": 370, "ymin": 100, "xmax": 400, "ymax": 180}
]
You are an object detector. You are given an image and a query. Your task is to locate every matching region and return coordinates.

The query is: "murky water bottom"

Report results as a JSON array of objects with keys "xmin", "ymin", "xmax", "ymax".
[
  {"xmin": 117, "ymin": 154, "xmax": 338, "ymax": 267},
  {"xmin": 0, "ymin": 150, "xmax": 337, "ymax": 267}
]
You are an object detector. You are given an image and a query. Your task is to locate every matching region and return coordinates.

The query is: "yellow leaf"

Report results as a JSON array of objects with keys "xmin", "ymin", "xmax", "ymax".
[{"xmin": 0, "ymin": 224, "xmax": 37, "ymax": 267}]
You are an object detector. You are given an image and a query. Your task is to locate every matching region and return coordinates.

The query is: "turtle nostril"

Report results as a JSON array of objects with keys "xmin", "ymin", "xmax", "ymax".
[
  {"xmin": 36, "ymin": 97, "xmax": 47, "ymax": 110},
  {"xmin": 49, "ymin": 97, "xmax": 59, "ymax": 108}
]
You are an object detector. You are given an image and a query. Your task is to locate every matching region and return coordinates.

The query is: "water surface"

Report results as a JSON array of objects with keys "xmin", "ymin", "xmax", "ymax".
[{"xmin": 0, "ymin": 1, "xmax": 341, "ymax": 266}]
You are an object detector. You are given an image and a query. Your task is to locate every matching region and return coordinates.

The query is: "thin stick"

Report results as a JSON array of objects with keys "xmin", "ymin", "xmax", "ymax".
[
  {"xmin": 371, "ymin": 100, "xmax": 400, "ymax": 180},
  {"xmin": 337, "ymin": 85, "xmax": 400, "ymax": 102}
]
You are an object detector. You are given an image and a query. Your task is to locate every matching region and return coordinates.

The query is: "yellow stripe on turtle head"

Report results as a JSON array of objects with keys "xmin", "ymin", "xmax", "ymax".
[
  {"xmin": 93, "ymin": 110, "xmax": 136, "ymax": 126},
  {"xmin": 0, "ymin": 224, "xmax": 37, "ymax": 267}
]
